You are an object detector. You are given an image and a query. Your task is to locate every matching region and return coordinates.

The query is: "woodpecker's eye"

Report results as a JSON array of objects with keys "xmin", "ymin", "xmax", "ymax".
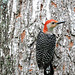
[{"xmin": 51, "ymin": 22, "xmax": 55, "ymax": 24}]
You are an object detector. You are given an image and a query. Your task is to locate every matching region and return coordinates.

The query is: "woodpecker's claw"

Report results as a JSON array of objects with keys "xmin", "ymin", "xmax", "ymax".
[{"xmin": 56, "ymin": 21, "xmax": 66, "ymax": 24}]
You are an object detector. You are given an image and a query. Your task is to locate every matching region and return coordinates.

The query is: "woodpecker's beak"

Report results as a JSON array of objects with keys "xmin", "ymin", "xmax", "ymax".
[
  {"xmin": 50, "ymin": 21, "xmax": 66, "ymax": 28},
  {"xmin": 56, "ymin": 21, "xmax": 66, "ymax": 25}
]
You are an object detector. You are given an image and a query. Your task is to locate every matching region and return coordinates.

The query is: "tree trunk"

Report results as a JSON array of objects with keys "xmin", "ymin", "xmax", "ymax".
[{"xmin": 0, "ymin": 0, "xmax": 75, "ymax": 75}]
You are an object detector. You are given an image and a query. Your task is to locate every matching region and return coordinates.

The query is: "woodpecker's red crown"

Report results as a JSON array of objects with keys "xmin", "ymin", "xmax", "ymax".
[{"xmin": 43, "ymin": 19, "xmax": 58, "ymax": 33}]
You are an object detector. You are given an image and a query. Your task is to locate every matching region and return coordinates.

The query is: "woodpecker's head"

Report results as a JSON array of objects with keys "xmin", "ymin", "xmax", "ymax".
[{"xmin": 43, "ymin": 19, "xmax": 65, "ymax": 33}]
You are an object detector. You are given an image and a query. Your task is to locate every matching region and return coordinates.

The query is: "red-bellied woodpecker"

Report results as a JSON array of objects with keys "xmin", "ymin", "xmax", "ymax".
[{"xmin": 36, "ymin": 19, "xmax": 65, "ymax": 75}]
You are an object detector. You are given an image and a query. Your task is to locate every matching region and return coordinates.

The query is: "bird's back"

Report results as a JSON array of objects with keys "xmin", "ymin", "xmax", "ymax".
[{"xmin": 36, "ymin": 31, "xmax": 56, "ymax": 68}]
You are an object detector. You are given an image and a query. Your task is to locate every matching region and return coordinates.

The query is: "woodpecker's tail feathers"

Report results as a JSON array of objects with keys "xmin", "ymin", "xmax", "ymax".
[{"xmin": 44, "ymin": 63, "xmax": 54, "ymax": 75}]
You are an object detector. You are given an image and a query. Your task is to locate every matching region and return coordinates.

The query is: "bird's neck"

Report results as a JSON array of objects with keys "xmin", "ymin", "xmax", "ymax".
[
  {"xmin": 45, "ymin": 27, "xmax": 53, "ymax": 34},
  {"xmin": 43, "ymin": 27, "xmax": 53, "ymax": 34},
  {"xmin": 45, "ymin": 31, "xmax": 53, "ymax": 35}
]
